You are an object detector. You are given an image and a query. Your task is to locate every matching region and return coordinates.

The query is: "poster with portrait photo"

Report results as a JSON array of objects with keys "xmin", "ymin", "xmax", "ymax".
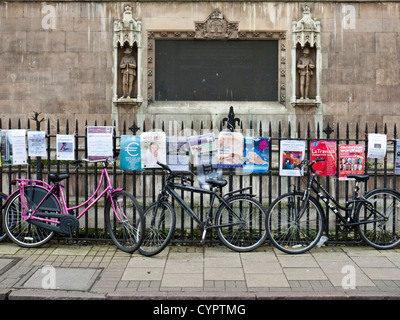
[
  {"xmin": 279, "ymin": 140, "xmax": 305, "ymax": 176},
  {"xmin": 338, "ymin": 144, "xmax": 364, "ymax": 180},
  {"xmin": 140, "ymin": 132, "xmax": 166, "ymax": 169}
]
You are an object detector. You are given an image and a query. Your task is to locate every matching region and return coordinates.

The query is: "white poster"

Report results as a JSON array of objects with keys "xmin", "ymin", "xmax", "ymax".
[
  {"xmin": 28, "ymin": 131, "xmax": 47, "ymax": 158},
  {"xmin": 12, "ymin": 130, "xmax": 27, "ymax": 165},
  {"xmin": 87, "ymin": 126, "xmax": 113, "ymax": 161},
  {"xmin": 367, "ymin": 133, "xmax": 387, "ymax": 159},
  {"xmin": 56, "ymin": 134, "xmax": 75, "ymax": 160},
  {"xmin": 140, "ymin": 132, "xmax": 166, "ymax": 169},
  {"xmin": 395, "ymin": 139, "xmax": 400, "ymax": 175},
  {"xmin": 279, "ymin": 140, "xmax": 305, "ymax": 176}
]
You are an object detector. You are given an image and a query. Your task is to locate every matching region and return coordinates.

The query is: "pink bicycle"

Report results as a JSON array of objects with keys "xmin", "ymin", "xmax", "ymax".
[{"xmin": 2, "ymin": 158, "xmax": 145, "ymax": 253}]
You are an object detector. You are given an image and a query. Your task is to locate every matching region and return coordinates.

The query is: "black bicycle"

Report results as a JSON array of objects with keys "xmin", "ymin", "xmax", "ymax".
[
  {"xmin": 266, "ymin": 157, "xmax": 400, "ymax": 254},
  {"xmin": 139, "ymin": 162, "xmax": 268, "ymax": 256}
]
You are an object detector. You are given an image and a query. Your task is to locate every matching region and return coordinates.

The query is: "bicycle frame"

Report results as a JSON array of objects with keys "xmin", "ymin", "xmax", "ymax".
[
  {"xmin": 161, "ymin": 179, "xmax": 246, "ymax": 230},
  {"xmin": 303, "ymin": 173, "xmax": 386, "ymax": 227},
  {"xmin": 13, "ymin": 166, "xmax": 123, "ymax": 225}
]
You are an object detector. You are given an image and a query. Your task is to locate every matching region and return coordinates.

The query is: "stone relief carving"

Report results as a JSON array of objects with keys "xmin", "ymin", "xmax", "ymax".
[{"xmin": 195, "ymin": 9, "xmax": 239, "ymax": 39}]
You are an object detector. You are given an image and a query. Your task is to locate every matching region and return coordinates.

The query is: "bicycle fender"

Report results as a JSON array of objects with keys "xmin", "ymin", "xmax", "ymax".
[{"xmin": 111, "ymin": 188, "xmax": 124, "ymax": 193}]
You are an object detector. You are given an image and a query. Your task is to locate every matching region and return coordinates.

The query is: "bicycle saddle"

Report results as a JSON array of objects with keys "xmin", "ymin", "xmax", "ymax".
[
  {"xmin": 49, "ymin": 174, "xmax": 70, "ymax": 182},
  {"xmin": 347, "ymin": 174, "xmax": 369, "ymax": 182},
  {"xmin": 205, "ymin": 179, "xmax": 228, "ymax": 188}
]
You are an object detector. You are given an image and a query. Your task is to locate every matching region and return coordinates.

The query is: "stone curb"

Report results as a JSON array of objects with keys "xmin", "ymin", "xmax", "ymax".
[{"xmin": 4, "ymin": 289, "xmax": 400, "ymax": 300}]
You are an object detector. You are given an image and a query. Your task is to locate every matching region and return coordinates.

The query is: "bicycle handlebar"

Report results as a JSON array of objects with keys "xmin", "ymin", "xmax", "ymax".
[
  {"xmin": 157, "ymin": 162, "xmax": 194, "ymax": 183},
  {"xmin": 301, "ymin": 157, "xmax": 325, "ymax": 173}
]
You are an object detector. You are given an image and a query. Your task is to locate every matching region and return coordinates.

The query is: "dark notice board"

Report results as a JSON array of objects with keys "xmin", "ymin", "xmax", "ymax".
[{"xmin": 155, "ymin": 40, "xmax": 278, "ymax": 102}]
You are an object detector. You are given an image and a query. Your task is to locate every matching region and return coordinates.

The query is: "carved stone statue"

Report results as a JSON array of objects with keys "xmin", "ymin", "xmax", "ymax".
[
  {"xmin": 120, "ymin": 47, "xmax": 136, "ymax": 99},
  {"xmin": 297, "ymin": 47, "xmax": 315, "ymax": 99}
]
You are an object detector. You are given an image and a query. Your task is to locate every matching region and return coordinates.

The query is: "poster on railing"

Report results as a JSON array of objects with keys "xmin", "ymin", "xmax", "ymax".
[
  {"xmin": 217, "ymin": 132, "xmax": 244, "ymax": 168},
  {"xmin": 243, "ymin": 137, "xmax": 269, "ymax": 173},
  {"xmin": 310, "ymin": 140, "xmax": 336, "ymax": 176},
  {"xmin": 0, "ymin": 130, "xmax": 27, "ymax": 165},
  {"xmin": 140, "ymin": 131, "xmax": 166, "ymax": 169},
  {"xmin": 87, "ymin": 126, "xmax": 113, "ymax": 162},
  {"xmin": 279, "ymin": 140, "xmax": 305, "ymax": 176},
  {"xmin": 188, "ymin": 132, "xmax": 217, "ymax": 156},
  {"xmin": 367, "ymin": 133, "xmax": 387, "ymax": 159},
  {"xmin": 56, "ymin": 134, "xmax": 75, "ymax": 160},
  {"xmin": 120, "ymin": 135, "xmax": 143, "ymax": 171},
  {"xmin": 338, "ymin": 144, "xmax": 364, "ymax": 180},
  {"xmin": 28, "ymin": 131, "xmax": 47, "ymax": 158},
  {"xmin": 395, "ymin": 139, "xmax": 400, "ymax": 175},
  {"xmin": 167, "ymin": 136, "xmax": 190, "ymax": 172}
]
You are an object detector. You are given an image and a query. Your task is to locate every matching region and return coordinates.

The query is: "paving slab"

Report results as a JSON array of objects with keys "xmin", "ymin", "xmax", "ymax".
[
  {"xmin": 2, "ymin": 243, "xmax": 400, "ymax": 299},
  {"xmin": 19, "ymin": 267, "xmax": 101, "ymax": 291}
]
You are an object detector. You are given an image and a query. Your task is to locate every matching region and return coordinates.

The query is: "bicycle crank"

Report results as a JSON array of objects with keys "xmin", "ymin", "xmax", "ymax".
[{"xmin": 29, "ymin": 212, "xmax": 79, "ymax": 236}]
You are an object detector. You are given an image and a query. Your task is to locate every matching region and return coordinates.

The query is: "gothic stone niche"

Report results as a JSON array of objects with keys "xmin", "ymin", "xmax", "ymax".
[
  {"xmin": 291, "ymin": 6, "xmax": 321, "ymax": 108},
  {"xmin": 113, "ymin": 5, "xmax": 143, "ymax": 106}
]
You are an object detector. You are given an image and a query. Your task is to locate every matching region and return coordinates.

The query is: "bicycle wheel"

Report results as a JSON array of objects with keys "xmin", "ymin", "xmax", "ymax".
[
  {"xmin": 356, "ymin": 188, "xmax": 400, "ymax": 250},
  {"xmin": 266, "ymin": 192, "xmax": 324, "ymax": 254},
  {"xmin": 105, "ymin": 190, "xmax": 145, "ymax": 253},
  {"xmin": 139, "ymin": 201, "xmax": 176, "ymax": 256},
  {"xmin": 215, "ymin": 196, "xmax": 268, "ymax": 252},
  {"xmin": 3, "ymin": 187, "xmax": 57, "ymax": 248},
  {"xmin": 0, "ymin": 192, "xmax": 8, "ymax": 241}
]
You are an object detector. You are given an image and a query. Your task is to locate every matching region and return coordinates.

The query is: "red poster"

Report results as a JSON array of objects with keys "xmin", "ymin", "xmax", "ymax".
[
  {"xmin": 310, "ymin": 141, "xmax": 337, "ymax": 176},
  {"xmin": 338, "ymin": 144, "xmax": 364, "ymax": 179}
]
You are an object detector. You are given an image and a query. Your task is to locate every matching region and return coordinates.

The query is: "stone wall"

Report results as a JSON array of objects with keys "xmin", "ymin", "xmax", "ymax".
[{"xmin": 0, "ymin": 1, "xmax": 399, "ymax": 135}]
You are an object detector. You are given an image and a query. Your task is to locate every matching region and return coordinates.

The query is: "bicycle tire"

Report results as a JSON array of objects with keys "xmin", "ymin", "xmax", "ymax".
[
  {"xmin": 0, "ymin": 192, "xmax": 8, "ymax": 241},
  {"xmin": 105, "ymin": 190, "xmax": 145, "ymax": 253},
  {"xmin": 3, "ymin": 187, "xmax": 58, "ymax": 248},
  {"xmin": 355, "ymin": 188, "xmax": 400, "ymax": 250},
  {"xmin": 139, "ymin": 201, "xmax": 176, "ymax": 256},
  {"xmin": 266, "ymin": 191, "xmax": 324, "ymax": 254},
  {"xmin": 215, "ymin": 196, "xmax": 268, "ymax": 252}
]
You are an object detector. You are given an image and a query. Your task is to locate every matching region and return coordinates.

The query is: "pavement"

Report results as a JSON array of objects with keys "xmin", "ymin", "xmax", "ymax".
[{"xmin": 1, "ymin": 241, "xmax": 400, "ymax": 303}]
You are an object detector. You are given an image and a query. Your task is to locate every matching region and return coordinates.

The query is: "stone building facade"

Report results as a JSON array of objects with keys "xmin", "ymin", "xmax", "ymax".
[{"xmin": 1, "ymin": 1, "xmax": 400, "ymax": 135}]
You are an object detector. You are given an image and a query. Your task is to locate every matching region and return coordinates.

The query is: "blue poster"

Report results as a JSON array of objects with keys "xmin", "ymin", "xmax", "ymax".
[
  {"xmin": 120, "ymin": 135, "xmax": 143, "ymax": 171},
  {"xmin": 243, "ymin": 137, "xmax": 269, "ymax": 173}
]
